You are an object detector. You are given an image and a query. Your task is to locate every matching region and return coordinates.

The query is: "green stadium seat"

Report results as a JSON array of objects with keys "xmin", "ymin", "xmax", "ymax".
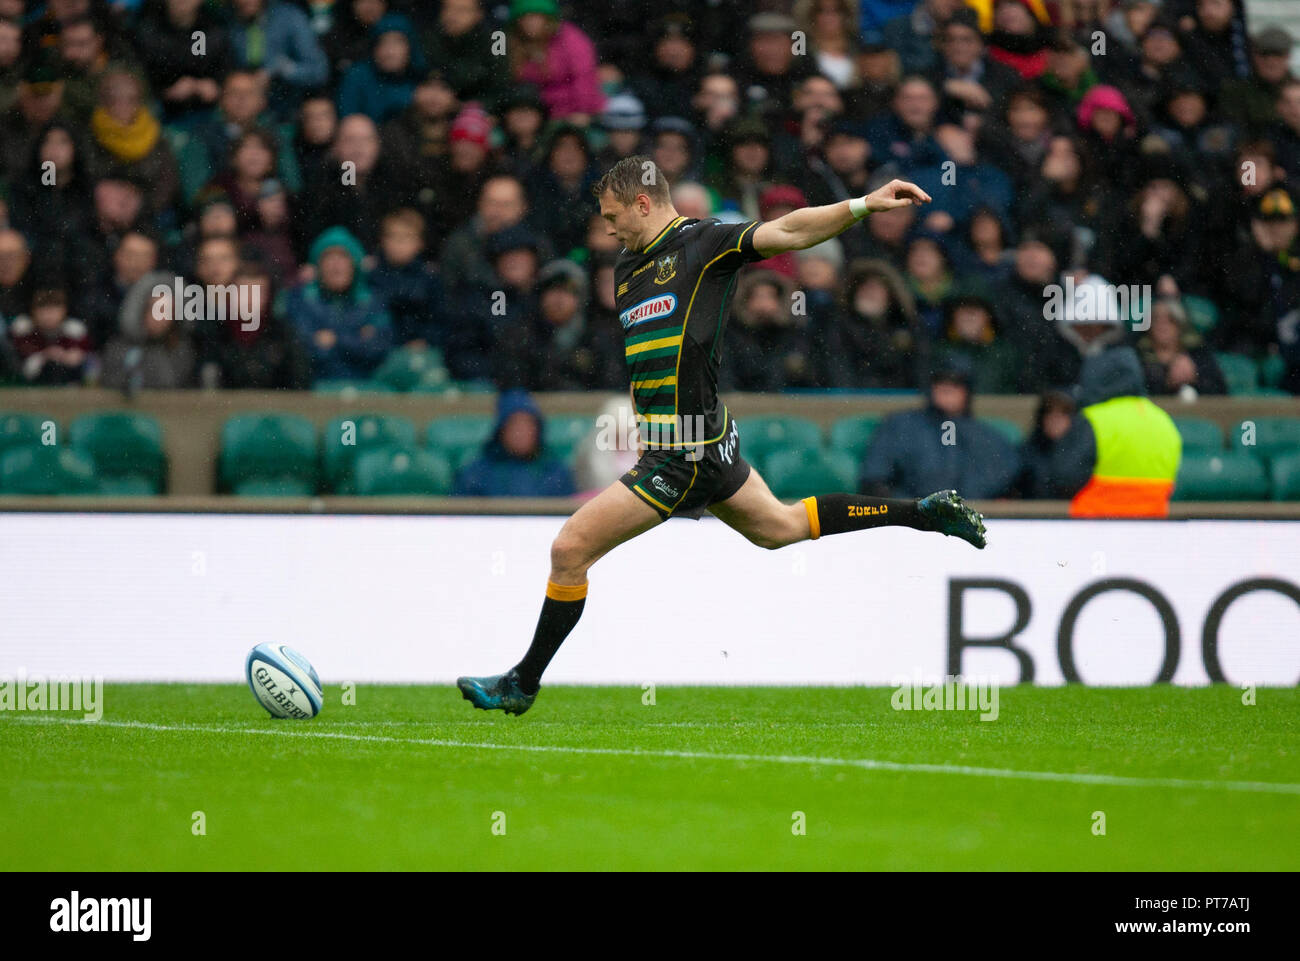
[
  {"xmin": 408, "ymin": 379, "xmax": 457, "ymax": 395},
  {"xmin": 219, "ymin": 414, "xmax": 319, "ymax": 495},
  {"xmin": 353, "ymin": 445, "xmax": 452, "ymax": 496},
  {"xmin": 544, "ymin": 415, "xmax": 596, "ymax": 465},
  {"xmin": 1214, "ymin": 352, "xmax": 1259, "ymax": 395},
  {"xmin": 828, "ymin": 415, "xmax": 880, "ymax": 460},
  {"xmin": 448, "ymin": 380, "xmax": 498, "ymax": 394},
  {"xmin": 1180, "ymin": 294, "xmax": 1220, "ymax": 335},
  {"xmin": 762, "ymin": 448, "xmax": 857, "ymax": 500},
  {"xmin": 232, "ymin": 478, "xmax": 317, "ymax": 498},
  {"xmin": 322, "ymin": 414, "xmax": 417, "ymax": 494},
  {"xmin": 1171, "ymin": 417, "xmax": 1224, "ymax": 453},
  {"xmin": 1269, "ymin": 452, "xmax": 1300, "ymax": 501},
  {"xmin": 426, "ymin": 415, "xmax": 494, "ymax": 470},
  {"xmin": 737, "ymin": 415, "xmax": 823, "ymax": 471},
  {"xmin": 68, "ymin": 412, "xmax": 167, "ymax": 495},
  {"xmin": 1229, "ymin": 416, "xmax": 1300, "ymax": 463},
  {"xmin": 978, "ymin": 417, "xmax": 1026, "ymax": 446},
  {"xmin": 1173, "ymin": 452, "xmax": 1269, "ymax": 501},
  {"xmin": 312, "ymin": 379, "xmax": 395, "ymax": 394},
  {"xmin": 372, "ymin": 347, "xmax": 450, "ymax": 392},
  {"xmin": 1259, "ymin": 352, "xmax": 1286, "ymax": 390},
  {"xmin": 0, "ymin": 412, "xmax": 50, "ymax": 457},
  {"xmin": 96, "ymin": 476, "xmax": 160, "ymax": 497},
  {"xmin": 0, "ymin": 445, "xmax": 99, "ymax": 495}
]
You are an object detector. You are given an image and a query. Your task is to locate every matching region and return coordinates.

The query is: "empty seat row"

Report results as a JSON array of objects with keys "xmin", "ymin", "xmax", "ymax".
[
  {"xmin": 1173, "ymin": 451, "xmax": 1300, "ymax": 501},
  {"xmin": 7, "ymin": 409, "xmax": 1300, "ymax": 500},
  {"xmin": 1214, "ymin": 351, "xmax": 1294, "ymax": 397},
  {"xmin": 0, "ymin": 412, "xmax": 166, "ymax": 495},
  {"xmin": 741, "ymin": 413, "xmax": 1024, "ymax": 465},
  {"xmin": 220, "ymin": 413, "xmax": 598, "ymax": 496},
  {"xmin": 1170, "ymin": 416, "xmax": 1300, "ymax": 461}
]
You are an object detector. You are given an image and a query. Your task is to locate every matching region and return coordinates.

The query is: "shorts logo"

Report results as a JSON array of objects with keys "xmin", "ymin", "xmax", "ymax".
[
  {"xmin": 650, "ymin": 476, "xmax": 681, "ymax": 499},
  {"xmin": 654, "ymin": 253, "xmax": 679, "ymax": 285},
  {"xmin": 619, "ymin": 293, "xmax": 677, "ymax": 330}
]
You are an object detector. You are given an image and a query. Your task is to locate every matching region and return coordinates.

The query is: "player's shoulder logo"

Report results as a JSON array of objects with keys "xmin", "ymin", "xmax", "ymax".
[
  {"xmin": 619, "ymin": 293, "xmax": 677, "ymax": 331},
  {"xmin": 654, "ymin": 252, "xmax": 679, "ymax": 285}
]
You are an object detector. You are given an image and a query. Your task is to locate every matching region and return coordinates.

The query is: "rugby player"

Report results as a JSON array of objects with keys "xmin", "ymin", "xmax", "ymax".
[{"xmin": 458, "ymin": 157, "xmax": 987, "ymax": 715}]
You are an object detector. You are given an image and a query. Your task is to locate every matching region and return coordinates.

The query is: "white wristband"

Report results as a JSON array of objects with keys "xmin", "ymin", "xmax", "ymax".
[{"xmin": 849, "ymin": 196, "xmax": 870, "ymax": 219}]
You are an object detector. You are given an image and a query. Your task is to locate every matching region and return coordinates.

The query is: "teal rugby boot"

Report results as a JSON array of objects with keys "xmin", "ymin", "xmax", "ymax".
[
  {"xmin": 456, "ymin": 669, "xmax": 537, "ymax": 716},
  {"xmin": 918, "ymin": 489, "xmax": 988, "ymax": 549}
]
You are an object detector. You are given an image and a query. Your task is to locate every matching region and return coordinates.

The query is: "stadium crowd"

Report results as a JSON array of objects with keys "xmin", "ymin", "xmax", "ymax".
[{"xmin": 0, "ymin": 0, "xmax": 1298, "ymax": 500}]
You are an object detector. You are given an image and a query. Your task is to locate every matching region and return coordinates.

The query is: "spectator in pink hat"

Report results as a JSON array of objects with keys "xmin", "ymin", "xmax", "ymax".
[
  {"xmin": 449, "ymin": 103, "xmax": 492, "ymax": 161},
  {"xmin": 507, "ymin": 0, "xmax": 604, "ymax": 123},
  {"xmin": 1076, "ymin": 84, "xmax": 1137, "ymax": 141},
  {"xmin": 1076, "ymin": 84, "xmax": 1140, "ymax": 191},
  {"xmin": 437, "ymin": 104, "xmax": 504, "ymax": 230}
]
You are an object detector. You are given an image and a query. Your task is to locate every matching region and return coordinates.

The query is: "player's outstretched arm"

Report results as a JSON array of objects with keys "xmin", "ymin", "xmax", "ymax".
[{"xmin": 751, "ymin": 180, "xmax": 931, "ymax": 258}]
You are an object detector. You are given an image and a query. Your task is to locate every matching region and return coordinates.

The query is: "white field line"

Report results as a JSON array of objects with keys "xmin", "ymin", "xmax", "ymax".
[{"xmin": 9, "ymin": 716, "xmax": 1300, "ymax": 796}]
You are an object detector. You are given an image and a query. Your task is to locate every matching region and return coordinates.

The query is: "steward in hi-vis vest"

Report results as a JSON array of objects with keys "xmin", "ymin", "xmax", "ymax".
[{"xmin": 1069, "ymin": 347, "xmax": 1182, "ymax": 517}]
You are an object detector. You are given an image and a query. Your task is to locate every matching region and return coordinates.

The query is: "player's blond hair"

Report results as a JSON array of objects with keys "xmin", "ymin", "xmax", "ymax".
[{"xmin": 592, "ymin": 156, "xmax": 672, "ymax": 207}]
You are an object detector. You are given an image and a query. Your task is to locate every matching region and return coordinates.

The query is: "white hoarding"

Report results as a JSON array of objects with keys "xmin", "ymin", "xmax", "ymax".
[{"xmin": 1, "ymin": 514, "xmax": 1297, "ymax": 685}]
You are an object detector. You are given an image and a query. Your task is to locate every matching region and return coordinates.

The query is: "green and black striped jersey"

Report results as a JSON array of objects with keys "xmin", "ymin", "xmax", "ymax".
[{"xmin": 615, "ymin": 216, "xmax": 764, "ymax": 448}]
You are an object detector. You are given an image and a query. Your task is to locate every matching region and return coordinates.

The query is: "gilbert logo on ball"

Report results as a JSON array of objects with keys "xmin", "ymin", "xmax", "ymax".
[{"xmin": 245, "ymin": 643, "xmax": 323, "ymax": 719}]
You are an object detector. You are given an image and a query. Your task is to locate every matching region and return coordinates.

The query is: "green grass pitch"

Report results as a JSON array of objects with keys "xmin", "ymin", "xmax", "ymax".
[{"xmin": 3, "ymin": 684, "xmax": 1297, "ymax": 870}]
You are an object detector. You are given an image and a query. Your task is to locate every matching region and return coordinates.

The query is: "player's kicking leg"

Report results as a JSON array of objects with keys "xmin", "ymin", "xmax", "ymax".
[
  {"xmin": 457, "ymin": 482, "xmax": 662, "ymax": 715},
  {"xmin": 707, "ymin": 468, "xmax": 987, "ymax": 551}
]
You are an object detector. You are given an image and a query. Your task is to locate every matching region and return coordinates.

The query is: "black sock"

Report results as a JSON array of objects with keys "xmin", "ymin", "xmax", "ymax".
[
  {"xmin": 802, "ymin": 494, "xmax": 930, "ymax": 538},
  {"xmin": 513, "ymin": 581, "xmax": 588, "ymax": 695}
]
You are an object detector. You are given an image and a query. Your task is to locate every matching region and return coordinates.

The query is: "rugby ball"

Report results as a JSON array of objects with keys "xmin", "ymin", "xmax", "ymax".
[{"xmin": 245, "ymin": 643, "xmax": 323, "ymax": 719}]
